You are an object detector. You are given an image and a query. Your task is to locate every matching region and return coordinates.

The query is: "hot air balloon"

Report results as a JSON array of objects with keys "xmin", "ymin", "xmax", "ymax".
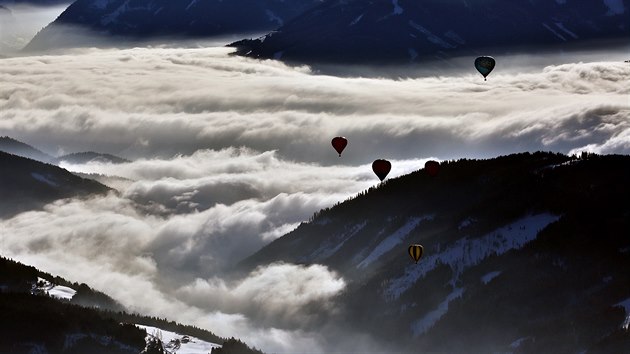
[
  {"xmin": 331, "ymin": 137, "xmax": 348, "ymax": 157},
  {"xmin": 372, "ymin": 159, "xmax": 391, "ymax": 181},
  {"xmin": 408, "ymin": 244, "xmax": 424, "ymax": 264},
  {"xmin": 474, "ymin": 56, "xmax": 495, "ymax": 81},
  {"xmin": 425, "ymin": 160, "xmax": 439, "ymax": 177}
]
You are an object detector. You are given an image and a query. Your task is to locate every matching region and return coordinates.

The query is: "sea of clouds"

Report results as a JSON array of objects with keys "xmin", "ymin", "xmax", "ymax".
[{"xmin": 1, "ymin": 45, "xmax": 629, "ymax": 352}]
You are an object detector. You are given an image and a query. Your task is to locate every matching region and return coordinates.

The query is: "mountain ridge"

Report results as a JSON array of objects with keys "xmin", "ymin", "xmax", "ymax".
[{"xmin": 238, "ymin": 151, "xmax": 630, "ymax": 352}]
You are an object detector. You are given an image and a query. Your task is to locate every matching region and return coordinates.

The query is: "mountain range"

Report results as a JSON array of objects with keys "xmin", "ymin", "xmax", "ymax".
[
  {"xmin": 239, "ymin": 151, "xmax": 630, "ymax": 352},
  {"xmin": 231, "ymin": 0, "xmax": 630, "ymax": 64},
  {"xmin": 24, "ymin": 0, "xmax": 322, "ymax": 51}
]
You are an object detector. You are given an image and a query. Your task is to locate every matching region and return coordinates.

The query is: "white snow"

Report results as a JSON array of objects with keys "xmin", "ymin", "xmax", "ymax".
[
  {"xmin": 407, "ymin": 48, "xmax": 418, "ymax": 61},
  {"xmin": 31, "ymin": 172, "xmax": 58, "ymax": 187},
  {"xmin": 266, "ymin": 9, "xmax": 283, "ymax": 26},
  {"xmin": 92, "ymin": 0, "xmax": 109, "ymax": 9},
  {"xmin": 101, "ymin": 0, "xmax": 130, "ymax": 26},
  {"xmin": 510, "ymin": 337, "xmax": 530, "ymax": 348},
  {"xmin": 33, "ymin": 277, "xmax": 77, "ymax": 300},
  {"xmin": 408, "ymin": 21, "xmax": 455, "ymax": 49},
  {"xmin": 555, "ymin": 22, "xmax": 578, "ymax": 39},
  {"xmin": 308, "ymin": 222, "xmax": 367, "ymax": 261},
  {"xmin": 384, "ymin": 213, "xmax": 560, "ymax": 300},
  {"xmin": 443, "ymin": 30, "xmax": 466, "ymax": 45},
  {"xmin": 349, "ymin": 14, "xmax": 364, "ymax": 26},
  {"xmin": 615, "ymin": 297, "xmax": 630, "ymax": 330},
  {"xmin": 410, "ymin": 287, "xmax": 464, "ymax": 336},
  {"xmin": 392, "ymin": 0, "xmax": 403, "ymax": 15},
  {"xmin": 357, "ymin": 216, "xmax": 433, "ymax": 269},
  {"xmin": 604, "ymin": 0, "xmax": 625, "ymax": 15},
  {"xmin": 137, "ymin": 325, "xmax": 221, "ymax": 354},
  {"xmin": 542, "ymin": 23, "xmax": 567, "ymax": 41},
  {"xmin": 458, "ymin": 217, "xmax": 476, "ymax": 230},
  {"xmin": 481, "ymin": 270, "xmax": 501, "ymax": 284},
  {"xmin": 185, "ymin": 0, "xmax": 199, "ymax": 11}
]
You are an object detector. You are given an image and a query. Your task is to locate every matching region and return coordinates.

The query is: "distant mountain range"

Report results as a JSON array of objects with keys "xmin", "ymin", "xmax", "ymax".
[
  {"xmin": 0, "ymin": 137, "xmax": 130, "ymax": 165},
  {"xmin": 240, "ymin": 151, "xmax": 630, "ymax": 352},
  {"xmin": 0, "ymin": 150, "xmax": 112, "ymax": 217},
  {"xmin": 231, "ymin": 0, "xmax": 630, "ymax": 64},
  {"xmin": 24, "ymin": 0, "xmax": 322, "ymax": 51}
]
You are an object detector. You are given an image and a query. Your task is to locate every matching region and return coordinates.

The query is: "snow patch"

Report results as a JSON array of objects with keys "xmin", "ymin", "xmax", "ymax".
[
  {"xmin": 31, "ymin": 173, "xmax": 58, "ymax": 187},
  {"xmin": 481, "ymin": 271, "xmax": 501, "ymax": 284},
  {"xmin": 510, "ymin": 337, "xmax": 531, "ymax": 348},
  {"xmin": 458, "ymin": 217, "xmax": 477, "ymax": 230},
  {"xmin": 349, "ymin": 14, "xmax": 364, "ymax": 26},
  {"xmin": 137, "ymin": 325, "xmax": 221, "ymax": 353},
  {"xmin": 409, "ymin": 21, "xmax": 455, "ymax": 49},
  {"xmin": 92, "ymin": 0, "xmax": 109, "ymax": 9},
  {"xmin": 542, "ymin": 23, "xmax": 567, "ymax": 41},
  {"xmin": 604, "ymin": 0, "xmax": 625, "ymax": 16},
  {"xmin": 185, "ymin": 0, "xmax": 199, "ymax": 11},
  {"xmin": 358, "ymin": 216, "xmax": 433, "ymax": 269},
  {"xmin": 555, "ymin": 22, "xmax": 578, "ymax": 39},
  {"xmin": 308, "ymin": 222, "xmax": 367, "ymax": 261},
  {"xmin": 384, "ymin": 213, "xmax": 560, "ymax": 300},
  {"xmin": 443, "ymin": 30, "xmax": 466, "ymax": 45},
  {"xmin": 33, "ymin": 277, "xmax": 76, "ymax": 300},
  {"xmin": 615, "ymin": 297, "xmax": 630, "ymax": 330},
  {"xmin": 392, "ymin": 0, "xmax": 403, "ymax": 15},
  {"xmin": 266, "ymin": 10, "xmax": 283, "ymax": 26},
  {"xmin": 408, "ymin": 48, "xmax": 418, "ymax": 62},
  {"xmin": 411, "ymin": 287, "xmax": 464, "ymax": 336}
]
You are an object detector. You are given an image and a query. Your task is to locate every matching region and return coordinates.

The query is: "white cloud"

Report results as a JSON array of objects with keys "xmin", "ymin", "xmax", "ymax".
[{"xmin": 0, "ymin": 46, "xmax": 629, "ymax": 352}]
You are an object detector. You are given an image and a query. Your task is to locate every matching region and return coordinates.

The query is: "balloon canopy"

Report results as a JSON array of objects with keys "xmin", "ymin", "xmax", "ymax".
[
  {"xmin": 372, "ymin": 159, "xmax": 391, "ymax": 181},
  {"xmin": 331, "ymin": 137, "xmax": 348, "ymax": 157},
  {"xmin": 475, "ymin": 56, "xmax": 495, "ymax": 81}
]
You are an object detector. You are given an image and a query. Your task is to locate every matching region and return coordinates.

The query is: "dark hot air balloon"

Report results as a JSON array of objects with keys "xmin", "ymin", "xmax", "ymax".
[
  {"xmin": 408, "ymin": 244, "xmax": 424, "ymax": 264},
  {"xmin": 425, "ymin": 160, "xmax": 439, "ymax": 177},
  {"xmin": 475, "ymin": 56, "xmax": 495, "ymax": 81},
  {"xmin": 372, "ymin": 159, "xmax": 391, "ymax": 181},
  {"xmin": 331, "ymin": 137, "xmax": 348, "ymax": 157}
]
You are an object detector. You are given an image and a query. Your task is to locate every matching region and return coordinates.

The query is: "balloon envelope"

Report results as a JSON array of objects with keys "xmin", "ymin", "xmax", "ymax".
[
  {"xmin": 372, "ymin": 159, "xmax": 391, "ymax": 181},
  {"xmin": 408, "ymin": 244, "xmax": 424, "ymax": 264},
  {"xmin": 331, "ymin": 137, "xmax": 348, "ymax": 157},
  {"xmin": 475, "ymin": 56, "xmax": 495, "ymax": 80},
  {"xmin": 425, "ymin": 160, "xmax": 439, "ymax": 177}
]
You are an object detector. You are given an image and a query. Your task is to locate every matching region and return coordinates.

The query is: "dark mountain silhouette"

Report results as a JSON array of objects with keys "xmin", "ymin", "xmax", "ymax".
[
  {"xmin": 56, "ymin": 151, "xmax": 130, "ymax": 164},
  {"xmin": 231, "ymin": 0, "xmax": 630, "ymax": 65},
  {"xmin": 239, "ymin": 151, "xmax": 630, "ymax": 352},
  {"xmin": 0, "ymin": 256, "xmax": 265, "ymax": 353},
  {"xmin": 0, "ymin": 151, "xmax": 111, "ymax": 218},
  {"xmin": 24, "ymin": 0, "xmax": 322, "ymax": 51},
  {"xmin": 0, "ymin": 136, "xmax": 56, "ymax": 163}
]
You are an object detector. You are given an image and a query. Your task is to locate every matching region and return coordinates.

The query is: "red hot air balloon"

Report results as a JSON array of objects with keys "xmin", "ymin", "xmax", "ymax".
[
  {"xmin": 372, "ymin": 159, "xmax": 391, "ymax": 181},
  {"xmin": 425, "ymin": 160, "xmax": 439, "ymax": 177},
  {"xmin": 331, "ymin": 137, "xmax": 348, "ymax": 157}
]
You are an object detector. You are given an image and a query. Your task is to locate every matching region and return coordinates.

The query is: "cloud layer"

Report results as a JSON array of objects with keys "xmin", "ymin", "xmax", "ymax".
[{"xmin": 1, "ymin": 46, "xmax": 629, "ymax": 352}]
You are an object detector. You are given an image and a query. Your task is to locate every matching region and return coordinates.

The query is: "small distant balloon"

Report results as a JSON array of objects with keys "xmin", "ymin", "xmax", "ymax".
[
  {"xmin": 474, "ymin": 56, "xmax": 495, "ymax": 81},
  {"xmin": 372, "ymin": 159, "xmax": 391, "ymax": 181},
  {"xmin": 425, "ymin": 160, "xmax": 439, "ymax": 177},
  {"xmin": 408, "ymin": 244, "xmax": 424, "ymax": 264},
  {"xmin": 331, "ymin": 137, "xmax": 348, "ymax": 157}
]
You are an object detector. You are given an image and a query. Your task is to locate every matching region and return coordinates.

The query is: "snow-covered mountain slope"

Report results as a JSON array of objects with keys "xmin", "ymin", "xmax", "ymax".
[
  {"xmin": 239, "ymin": 152, "xmax": 630, "ymax": 352},
  {"xmin": 25, "ymin": 0, "xmax": 322, "ymax": 51},
  {"xmin": 138, "ymin": 324, "xmax": 222, "ymax": 354},
  {"xmin": 231, "ymin": 0, "xmax": 630, "ymax": 64},
  {"xmin": 32, "ymin": 277, "xmax": 77, "ymax": 300}
]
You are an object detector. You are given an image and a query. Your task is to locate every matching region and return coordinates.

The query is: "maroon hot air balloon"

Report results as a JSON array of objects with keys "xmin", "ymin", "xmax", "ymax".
[
  {"xmin": 331, "ymin": 137, "xmax": 348, "ymax": 157},
  {"xmin": 425, "ymin": 160, "xmax": 440, "ymax": 177},
  {"xmin": 372, "ymin": 159, "xmax": 391, "ymax": 181}
]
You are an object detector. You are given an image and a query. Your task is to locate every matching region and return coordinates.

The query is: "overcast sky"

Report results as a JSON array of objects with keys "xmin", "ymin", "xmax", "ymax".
[{"xmin": 1, "ymin": 46, "xmax": 629, "ymax": 352}]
